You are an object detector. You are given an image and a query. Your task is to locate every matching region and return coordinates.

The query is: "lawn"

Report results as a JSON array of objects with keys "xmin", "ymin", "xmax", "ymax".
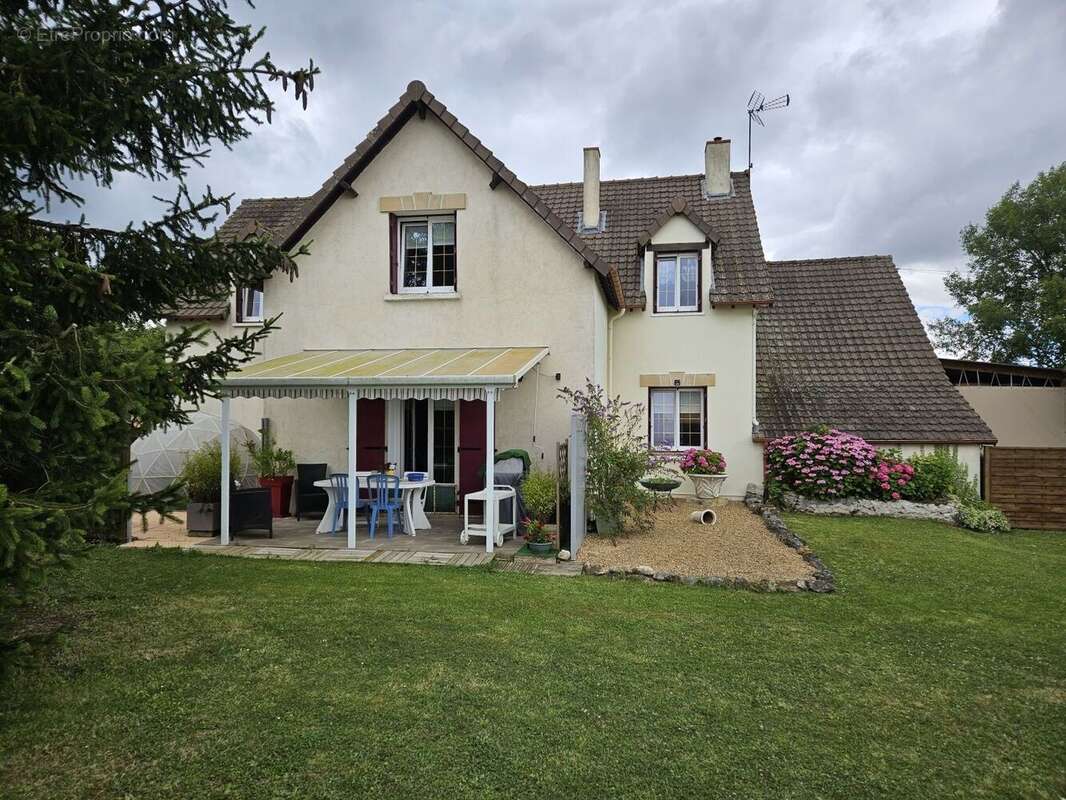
[{"xmin": 2, "ymin": 516, "xmax": 1065, "ymax": 799}]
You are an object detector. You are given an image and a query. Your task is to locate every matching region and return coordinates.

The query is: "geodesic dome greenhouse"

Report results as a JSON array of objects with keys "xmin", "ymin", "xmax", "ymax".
[{"xmin": 129, "ymin": 411, "xmax": 259, "ymax": 495}]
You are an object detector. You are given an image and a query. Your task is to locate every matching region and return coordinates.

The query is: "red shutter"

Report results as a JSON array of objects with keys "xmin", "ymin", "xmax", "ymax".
[
  {"xmin": 235, "ymin": 286, "xmax": 244, "ymax": 323},
  {"xmin": 389, "ymin": 214, "xmax": 398, "ymax": 294}
]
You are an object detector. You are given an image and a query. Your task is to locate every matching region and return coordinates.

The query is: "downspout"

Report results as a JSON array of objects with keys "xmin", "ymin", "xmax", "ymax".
[
  {"xmin": 607, "ymin": 307, "xmax": 627, "ymax": 394},
  {"xmin": 751, "ymin": 307, "xmax": 759, "ymax": 434}
]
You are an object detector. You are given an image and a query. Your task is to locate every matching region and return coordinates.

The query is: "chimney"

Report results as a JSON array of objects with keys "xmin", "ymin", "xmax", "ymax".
[
  {"xmin": 704, "ymin": 137, "xmax": 731, "ymax": 197},
  {"xmin": 582, "ymin": 146, "xmax": 601, "ymax": 229}
]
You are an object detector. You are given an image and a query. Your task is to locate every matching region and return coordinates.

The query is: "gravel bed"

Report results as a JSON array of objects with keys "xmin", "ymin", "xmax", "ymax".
[{"xmin": 579, "ymin": 500, "xmax": 815, "ymax": 583}]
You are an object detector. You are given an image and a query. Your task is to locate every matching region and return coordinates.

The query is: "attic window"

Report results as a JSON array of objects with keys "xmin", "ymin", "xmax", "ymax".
[
  {"xmin": 236, "ymin": 280, "xmax": 264, "ymax": 323},
  {"xmin": 654, "ymin": 253, "xmax": 700, "ymax": 313},
  {"xmin": 397, "ymin": 215, "xmax": 456, "ymax": 293}
]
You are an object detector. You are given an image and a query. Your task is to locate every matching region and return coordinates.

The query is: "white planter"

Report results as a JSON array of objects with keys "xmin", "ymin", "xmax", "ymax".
[{"xmin": 688, "ymin": 474, "xmax": 728, "ymax": 501}]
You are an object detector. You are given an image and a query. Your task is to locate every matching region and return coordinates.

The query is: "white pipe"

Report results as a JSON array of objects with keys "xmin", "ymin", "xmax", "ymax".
[
  {"xmin": 347, "ymin": 391, "xmax": 357, "ymax": 549},
  {"xmin": 484, "ymin": 388, "xmax": 495, "ymax": 554},
  {"xmin": 220, "ymin": 396, "xmax": 231, "ymax": 546},
  {"xmin": 606, "ymin": 307, "xmax": 627, "ymax": 394},
  {"xmin": 751, "ymin": 308, "xmax": 759, "ymax": 430}
]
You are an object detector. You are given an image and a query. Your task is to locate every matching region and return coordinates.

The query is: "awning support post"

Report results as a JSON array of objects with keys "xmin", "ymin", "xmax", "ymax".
[
  {"xmin": 220, "ymin": 396, "xmax": 231, "ymax": 546},
  {"xmin": 347, "ymin": 391, "xmax": 358, "ymax": 549},
  {"xmin": 484, "ymin": 388, "xmax": 495, "ymax": 554}
]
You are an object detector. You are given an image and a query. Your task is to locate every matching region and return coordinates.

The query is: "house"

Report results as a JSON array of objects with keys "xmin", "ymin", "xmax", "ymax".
[{"xmin": 168, "ymin": 80, "xmax": 993, "ymax": 548}]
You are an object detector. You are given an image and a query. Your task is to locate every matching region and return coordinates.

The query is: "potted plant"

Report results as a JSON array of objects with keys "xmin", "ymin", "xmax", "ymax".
[
  {"xmin": 679, "ymin": 448, "xmax": 728, "ymax": 500},
  {"xmin": 245, "ymin": 439, "xmax": 296, "ymax": 517},
  {"xmin": 181, "ymin": 440, "xmax": 242, "ymax": 534},
  {"xmin": 521, "ymin": 468, "xmax": 558, "ymax": 554},
  {"xmin": 639, "ymin": 460, "xmax": 683, "ymax": 495}
]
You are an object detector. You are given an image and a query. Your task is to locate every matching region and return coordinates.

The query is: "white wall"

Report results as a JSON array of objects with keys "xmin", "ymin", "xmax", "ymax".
[
  {"xmin": 899, "ymin": 443, "xmax": 983, "ymax": 488},
  {"xmin": 610, "ymin": 214, "xmax": 763, "ymax": 499},
  {"xmin": 956, "ymin": 386, "xmax": 1066, "ymax": 448},
  {"xmin": 172, "ymin": 112, "xmax": 610, "ymax": 473}
]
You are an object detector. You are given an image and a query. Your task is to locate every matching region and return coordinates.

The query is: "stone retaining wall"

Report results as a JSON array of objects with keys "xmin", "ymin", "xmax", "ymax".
[{"xmin": 780, "ymin": 491, "xmax": 957, "ymax": 524}]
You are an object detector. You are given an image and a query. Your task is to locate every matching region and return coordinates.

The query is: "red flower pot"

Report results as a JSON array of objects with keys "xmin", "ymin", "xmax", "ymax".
[{"xmin": 258, "ymin": 476, "xmax": 294, "ymax": 518}]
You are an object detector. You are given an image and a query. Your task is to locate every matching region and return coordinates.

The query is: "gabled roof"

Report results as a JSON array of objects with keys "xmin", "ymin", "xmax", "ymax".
[
  {"xmin": 636, "ymin": 197, "xmax": 721, "ymax": 247},
  {"xmin": 756, "ymin": 256, "xmax": 995, "ymax": 444},
  {"xmin": 271, "ymin": 80, "xmax": 624, "ymax": 308},
  {"xmin": 534, "ymin": 171, "xmax": 774, "ymax": 309}
]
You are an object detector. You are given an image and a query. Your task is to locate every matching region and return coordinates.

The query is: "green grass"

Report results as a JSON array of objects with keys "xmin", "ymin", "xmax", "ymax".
[{"xmin": 2, "ymin": 516, "xmax": 1065, "ymax": 799}]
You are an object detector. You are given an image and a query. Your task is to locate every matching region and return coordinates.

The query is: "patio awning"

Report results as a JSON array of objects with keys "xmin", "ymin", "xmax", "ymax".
[{"xmin": 221, "ymin": 346, "xmax": 549, "ymax": 400}]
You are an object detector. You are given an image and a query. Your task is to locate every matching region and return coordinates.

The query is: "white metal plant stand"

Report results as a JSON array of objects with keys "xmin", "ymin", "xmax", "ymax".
[{"xmin": 460, "ymin": 484, "xmax": 516, "ymax": 547}]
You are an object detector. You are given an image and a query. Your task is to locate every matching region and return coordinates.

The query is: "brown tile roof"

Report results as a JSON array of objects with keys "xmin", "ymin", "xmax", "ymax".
[
  {"xmin": 165, "ymin": 198, "xmax": 306, "ymax": 321},
  {"xmin": 534, "ymin": 171, "xmax": 774, "ymax": 309},
  {"xmin": 165, "ymin": 298, "xmax": 230, "ymax": 321},
  {"xmin": 757, "ymin": 256, "xmax": 995, "ymax": 444}
]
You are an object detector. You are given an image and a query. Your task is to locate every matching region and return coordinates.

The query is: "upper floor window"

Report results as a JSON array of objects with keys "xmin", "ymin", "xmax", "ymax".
[
  {"xmin": 654, "ymin": 252, "xmax": 700, "ymax": 313},
  {"xmin": 236, "ymin": 280, "xmax": 264, "ymax": 323},
  {"xmin": 400, "ymin": 215, "xmax": 456, "ymax": 293},
  {"xmin": 649, "ymin": 387, "xmax": 705, "ymax": 450}
]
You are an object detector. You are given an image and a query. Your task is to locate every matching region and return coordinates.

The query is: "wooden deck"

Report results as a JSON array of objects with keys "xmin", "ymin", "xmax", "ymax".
[{"xmin": 125, "ymin": 511, "xmax": 527, "ymax": 567}]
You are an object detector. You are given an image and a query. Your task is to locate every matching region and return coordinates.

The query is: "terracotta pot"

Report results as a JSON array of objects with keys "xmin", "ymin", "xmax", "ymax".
[{"xmin": 258, "ymin": 476, "xmax": 294, "ymax": 518}]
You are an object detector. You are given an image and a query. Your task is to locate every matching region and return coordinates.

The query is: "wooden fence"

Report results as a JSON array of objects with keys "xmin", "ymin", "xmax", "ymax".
[{"xmin": 985, "ymin": 447, "xmax": 1066, "ymax": 531}]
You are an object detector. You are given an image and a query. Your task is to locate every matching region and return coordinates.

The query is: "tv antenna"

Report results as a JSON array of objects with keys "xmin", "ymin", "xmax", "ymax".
[{"xmin": 747, "ymin": 90, "xmax": 790, "ymax": 170}]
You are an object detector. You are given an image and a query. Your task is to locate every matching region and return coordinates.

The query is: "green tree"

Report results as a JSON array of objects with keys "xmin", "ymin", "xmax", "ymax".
[
  {"xmin": 0, "ymin": 1, "xmax": 317, "ymax": 652},
  {"xmin": 932, "ymin": 164, "xmax": 1066, "ymax": 367}
]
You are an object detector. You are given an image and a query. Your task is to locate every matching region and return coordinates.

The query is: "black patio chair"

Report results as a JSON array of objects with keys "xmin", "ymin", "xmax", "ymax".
[{"xmin": 294, "ymin": 462, "xmax": 329, "ymax": 521}]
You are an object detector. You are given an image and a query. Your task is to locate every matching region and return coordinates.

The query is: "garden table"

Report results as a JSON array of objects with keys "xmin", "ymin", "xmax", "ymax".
[{"xmin": 314, "ymin": 475, "xmax": 435, "ymax": 536}]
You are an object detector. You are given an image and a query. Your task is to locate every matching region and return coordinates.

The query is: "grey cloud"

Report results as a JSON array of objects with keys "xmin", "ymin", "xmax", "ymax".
[{"xmin": 47, "ymin": 0, "xmax": 1066, "ymax": 324}]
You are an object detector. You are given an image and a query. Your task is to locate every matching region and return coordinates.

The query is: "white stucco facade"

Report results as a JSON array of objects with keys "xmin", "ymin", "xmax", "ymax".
[
  {"xmin": 609, "ymin": 214, "xmax": 764, "ymax": 499},
  {"xmin": 172, "ymin": 113, "xmax": 608, "ymax": 475}
]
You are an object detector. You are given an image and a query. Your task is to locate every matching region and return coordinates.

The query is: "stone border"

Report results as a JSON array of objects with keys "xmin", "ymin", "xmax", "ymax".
[
  {"xmin": 579, "ymin": 488, "xmax": 835, "ymax": 593},
  {"xmin": 780, "ymin": 491, "xmax": 957, "ymax": 524}
]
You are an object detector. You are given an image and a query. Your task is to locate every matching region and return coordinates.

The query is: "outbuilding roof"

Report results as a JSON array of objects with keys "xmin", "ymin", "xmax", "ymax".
[{"xmin": 756, "ymin": 256, "xmax": 995, "ymax": 444}]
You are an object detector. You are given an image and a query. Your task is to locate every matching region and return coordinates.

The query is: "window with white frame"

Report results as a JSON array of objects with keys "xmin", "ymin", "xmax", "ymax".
[
  {"xmin": 235, "ymin": 280, "xmax": 264, "ymax": 323},
  {"xmin": 400, "ymin": 215, "xmax": 456, "ymax": 292},
  {"xmin": 654, "ymin": 252, "xmax": 700, "ymax": 312},
  {"xmin": 649, "ymin": 387, "xmax": 705, "ymax": 450}
]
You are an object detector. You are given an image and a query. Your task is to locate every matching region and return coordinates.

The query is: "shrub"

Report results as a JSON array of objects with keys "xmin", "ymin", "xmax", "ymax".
[
  {"xmin": 559, "ymin": 381, "xmax": 654, "ymax": 538},
  {"xmin": 679, "ymin": 448, "xmax": 727, "ymax": 475},
  {"xmin": 956, "ymin": 503, "xmax": 1012, "ymax": 533},
  {"xmin": 521, "ymin": 469, "xmax": 557, "ymax": 523},
  {"xmin": 869, "ymin": 454, "xmax": 915, "ymax": 501},
  {"xmin": 902, "ymin": 450, "xmax": 966, "ymax": 502},
  {"xmin": 765, "ymin": 430, "xmax": 881, "ymax": 500},
  {"xmin": 180, "ymin": 441, "xmax": 242, "ymax": 503},
  {"xmin": 244, "ymin": 439, "xmax": 296, "ymax": 479}
]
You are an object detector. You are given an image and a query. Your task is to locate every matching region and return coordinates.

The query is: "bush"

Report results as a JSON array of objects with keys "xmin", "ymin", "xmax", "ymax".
[
  {"xmin": 559, "ymin": 381, "xmax": 654, "ymax": 538},
  {"xmin": 679, "ymin": 448, "xmax": 727, "ymax": 475},
  {"xmin": 956, "ymin": 503, "xmax": 1012, "ymax": 533},
  {"xmin": 902, "ymin": 450, "xmax": 966, "ymax": 502},
  {"xmin": 869, "ymin": 454, "xmax": 915, "ymax": 501},
  {"xmin": 521, "ymin": 469, "xmax": 557, "ymax": 523},
  {"xmin": 181, "ymin": 441, "xmax": 242, "ymax": 503},
  {"xmin": 766, "ymin": 430, "xmax": 882, "ymax": 500}
]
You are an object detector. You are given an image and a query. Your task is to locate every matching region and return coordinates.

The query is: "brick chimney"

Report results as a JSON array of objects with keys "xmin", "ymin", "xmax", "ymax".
[
  {"xmin": 705, "ymin": 137, "xmax": 731, "ymax": 197},
  {"xmin": 582, "ymin": 146, "xmax": 601, "ymax": 229}
]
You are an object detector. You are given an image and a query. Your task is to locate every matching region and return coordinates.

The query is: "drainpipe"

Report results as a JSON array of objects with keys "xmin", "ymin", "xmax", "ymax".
[
  {"xmin": 751, "ymin": 308, "xmax": 759, "ymax": 433},
  {"xmin": 607, "ymin": 307, "xmax": 627, "ymax": 394}
]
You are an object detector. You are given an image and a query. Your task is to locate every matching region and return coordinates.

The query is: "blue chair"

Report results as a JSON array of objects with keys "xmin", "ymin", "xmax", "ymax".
[
  {"xmin": 329, "ymin": 473, "xmax": 366, "ymax": 535},
  {"xmin": 368, "ymin": 473, "xmax": 402, "ymax": 539}
]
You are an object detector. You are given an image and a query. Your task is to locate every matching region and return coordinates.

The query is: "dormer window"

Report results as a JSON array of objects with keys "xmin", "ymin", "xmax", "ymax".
[
  {"xmin": 236, "ymin": 280, "xmax": 264, "ymax": 323},
  {"xmin": 399, "ymin": 215, "xmax": 456, "ymax": 293},
  {"xmin": 654, "ymin": 253, "xmax": 700, "ymax": 313}
]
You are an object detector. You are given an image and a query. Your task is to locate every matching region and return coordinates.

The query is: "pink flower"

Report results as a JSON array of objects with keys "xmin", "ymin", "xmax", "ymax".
[
  {"xmin": 891, "ymin": 491, "xmax": 901, "ymax": 500},
  {"xmin": 897, "ymin": 479, "xmax": 906, "ymax": 486},
  {"xmin": 880, "ymin": 482, "xmax": 890, "ymax": 490}
]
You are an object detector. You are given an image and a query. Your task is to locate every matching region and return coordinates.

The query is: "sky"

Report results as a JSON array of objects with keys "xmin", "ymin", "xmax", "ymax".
[{"xmin": 61, "ymin": 0, "xmax": 1066, "ymax": 335}]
